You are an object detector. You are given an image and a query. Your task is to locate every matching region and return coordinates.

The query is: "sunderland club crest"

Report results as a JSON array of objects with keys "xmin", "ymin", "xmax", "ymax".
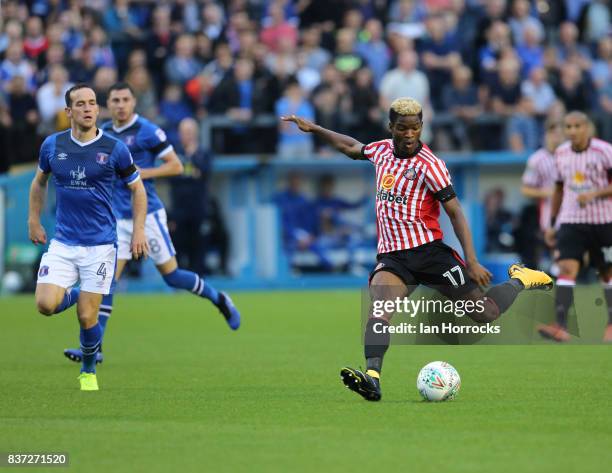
[{"xmin": 403, "ymin": 168, "xmax": 417, "ymax": 180}]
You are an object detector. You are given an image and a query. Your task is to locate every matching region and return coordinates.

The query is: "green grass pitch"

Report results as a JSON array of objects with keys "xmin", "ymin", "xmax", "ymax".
[{"xmin": 0, "ymin": 290, "xmax": 610, "ymax": 472}]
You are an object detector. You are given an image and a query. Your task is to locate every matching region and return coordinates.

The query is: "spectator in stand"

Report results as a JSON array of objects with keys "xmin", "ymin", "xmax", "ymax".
[
  {"xmin": 298, "ymin": 25, "xmax": 331, "ymax": 72},
  {"xmin": 6, "ymin": 75, "xmax": 39, "ymax": 165},
  {"xmin": 170, "ymin": 117, "xmax": 228, "ymax": 275},
  {"xmin": 311, "ymin": 65, "xmax": 352, "ymax": 152},
  {"xmin": 508, "ymin": 0, "xmax": 544, "ymax": 46},
  {"xmin": 88, "ymin": 26, "xmax": 116, "ymax": 69},
  {"xmin": 200, "ymin": 2, "xmax": 226, "ymax": 42},
  {"xmin": 380, "ymin": 48, "xmax": 432, "ymax": 141},
  {"xmin": 598, "ymin": 80, "xmax": 612, "ymax": 140},
  {"xmin": 0, "ymin": 19, "xmax": 23, "ymax": 56},
  {"xmin": 147, "ymin": 5, "xmax": 175, "ymax": 91},
  {"xmin": 273, "ymin": 173, "xmax": 333, "ymax": 271},
  {"xmin": 312, "ymin": 174, "xmax": 367, "ymax": 272},
  {"xmin": 125, "ymin": 66, "xmax": 158, "ymax": 121},
  {"xmin": 355, "ymin": 18, "xmax": 391, "ymax": 87},
  {"xmin": 208, "ymin": 57, "xmax": 273, "ymax": 153},
  {"xmin": 159, "ymin": 84, "xmax": 193, "ymax": 148},
  {"xmin": 68, "ymin": 45, "xmax": 98, "ymax": 84},
  {"xmin": 103, "ymin": 0, "xmax": 146, "ymax": 73},
  {"xmin": 37, "ymin": 43, "xmax": 67, "ymax": 86},
  {"xmin": 490, "ymin": 58, "xmax": 538, "ymax": 151},
  {"xmin": 556, "ymin": 22, "xmax": 592, "ymax": 70},
  {"xmin": 521, "ymin": 66, "xmax": 557, "ymax": 122},
  {"xmin": 92, "ymin": 66, "xmax": 118, "ymax": 121},
  {"xmin": 581, "ymin": 0, "xmax": 610, "ymax": 44},
  {"xmin": 275, "ymin": 79, "xmax": 315, "ymax": 159},
  {"xmin": 265, "ymin": 36, "xmax": 299, "ymax": 79},
  {"xmin": 474, "ymin": 0, "xmax": 508, "ymax": 50},
  {"xmin": 591, "ymin": 37, "xmax": 611, "ymax": 93},
  {"xmin": 485, "ymin": 187, "xmax": 515, "ymax": 253},
  {"xmin": 333, "ymin": 28, "xmax": 365, "ymax": 77},
  {"xmin": 419, "ymin": 14, "xmax": 462, "ymax": 111},
  {"xmin": 342, "ymin": 8, "xmax": 365, "ymax": 33},
  {"xmin": 57, "ymin": 9, "xmax": 85, "ymax": 57},
  {"xmin": 478, "ymin": 20, "xmax": 514, "ymax": 86},
  {"xmin": 349, "ymin": 67, "xmax": 383, "ymax": 144},
  {"xmin": 224, "ymin": 10, "xmax": 252, "ymax": 54},
  {"xmin": 260, "ymin": 2, "xmax": 298, "ymax": 53},
  {"xmin": 0, "ymin": 41, "xmax": 36, "ymax": 92},
  {"xmin": 36, "ymin": 65, "xmax": 73, "ymax": 135},
  {"xmin": 23, "ymin": 16, "xmax": 48, "ymax": 61},
  {"xmin": 516, "ymin": 22, "xmax": 544, "ymax": 78},
  {"xmin": 441, "ymin": 65, "xmax": 483, "ymax": 150},
  {"xmin": 387, "ymin": 0, "xmax": 428, "ymax": 24},
  {"xmin": 208, "ymin": 57, "xmax": 264, "ymax": 117},
  {"xmin": 165, "ymin": 34, "xmax": 203, "ymax": 85},
  {"xmin": 201, "ymin": 42, "xmax": 235, "ymax": 89},
  {"xmin": 555, "ymin": 61, "xmax": 593, "ymax": 111}
]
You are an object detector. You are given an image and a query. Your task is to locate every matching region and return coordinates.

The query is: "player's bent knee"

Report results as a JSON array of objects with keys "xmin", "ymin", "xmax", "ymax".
[{"xmin": 35, "ymin": 298, "xmax": 56, "ymax": 316}]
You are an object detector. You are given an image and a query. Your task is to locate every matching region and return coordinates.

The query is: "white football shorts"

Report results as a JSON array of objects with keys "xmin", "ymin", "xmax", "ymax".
[
  {"xmin": 37, "ymin": 239, "xmax": 117, "ymax": 294},
  {"xmin": 117, "ymin": 208, "xmax": 176, "ymax": 265}
]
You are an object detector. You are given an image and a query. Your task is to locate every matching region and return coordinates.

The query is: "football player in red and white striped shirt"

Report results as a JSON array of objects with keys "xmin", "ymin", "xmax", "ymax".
[
  {"xmin": 520, "ymin": 119, "xmax": 564, "ymax": 267},
  {"xmin": 282, "ymin": 97, "xmax": 553, "ymax": 401},
  {"xmin": 539, "ymin": 111, "xmax": 612, "ymax": 342}
]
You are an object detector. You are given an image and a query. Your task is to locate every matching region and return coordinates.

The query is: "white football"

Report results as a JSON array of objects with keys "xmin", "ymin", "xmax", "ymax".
[{"xmin": 416, "ymin": 361, "xmax": 461, "ymax": 401}]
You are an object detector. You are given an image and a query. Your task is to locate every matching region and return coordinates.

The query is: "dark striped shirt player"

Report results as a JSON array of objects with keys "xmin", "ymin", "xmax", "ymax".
[
  {"xmin": 539, "ymin": 111, "xmax": 612, "ymax": 343},
  {"xmin": 63, "ymin": 82, "xmax": 241, "ymax": 366},
  {"xmin": 282, "ymin": 97, "xmax": 553, "ymax": 401}
]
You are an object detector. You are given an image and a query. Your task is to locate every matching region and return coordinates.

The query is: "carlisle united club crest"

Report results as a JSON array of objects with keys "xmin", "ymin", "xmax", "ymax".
[
  {"xmin": 403, "ymin": 168, "xmax": 417, "ymax": 180},
  {"xmin": 96, "ymin": 152, "xmax": 109, "ymax": 165},
  {"xmin": 125, "ymin": 135, "xmax": 135, "ymax": 146}
]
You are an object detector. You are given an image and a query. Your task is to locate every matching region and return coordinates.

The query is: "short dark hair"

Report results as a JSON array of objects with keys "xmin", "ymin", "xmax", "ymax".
[
  {"xmin": 65, "ymin": 83, "xmax": 94, "ymax": 107},
  {"xmin": 108, "ymin": 82, "xmax": 135, "ymax": 97}
]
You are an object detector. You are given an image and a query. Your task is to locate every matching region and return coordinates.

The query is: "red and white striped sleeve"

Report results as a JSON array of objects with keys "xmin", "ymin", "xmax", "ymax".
[
  {"xmin": 361, "ymin": 140, "xmax": 389, "ymax": 165},
  {"xmin": 599, "ymin": 139, "xmax": 612, "ymax": 170},
  {"xmin": 522, "ymin": 151, "xmax": 544, "ymax": 187},
  {"xmin": 423, "ymin": 157, "xmax": 452, "ymax": 193}
]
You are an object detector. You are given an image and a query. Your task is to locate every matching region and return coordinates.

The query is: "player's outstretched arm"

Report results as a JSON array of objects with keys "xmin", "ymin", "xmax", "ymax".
[
  {"xmin": 443, "ymin": 197, "xmax": 492, "ymax": 286},
  {"xmin": 128, "ymin": 179, "xmax": 149, "ymax": 259},
  {"xmin": 138, "ymin": 150, "xmax": 184, "ymax": 180},
  {"xmin": 280, "ymin": 115, "xmax": 364, "ymax": 160},
  {"xmin": 521, "ymin": 185, "xmax": 553, "ymax": 199},
  {"xmin": 28, "ymin": 169, "xmax": 49, "ymax": 245}
]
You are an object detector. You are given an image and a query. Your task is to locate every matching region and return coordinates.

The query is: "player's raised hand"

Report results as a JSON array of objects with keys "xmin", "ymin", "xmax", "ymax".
[
  {"xmin": 131, "ymin": 229, "xmax": 149, "ymax": 260},
  {"xmin": 280, "ymin": 115, "xmax": 317, "ymax": 133},
  {"xmin": 466, "ymin": 261, "xmax": 492, "ymax": 287},
  {"xmin": 28, "ymin": 221, "xmax": 47, "ymax": 245}
]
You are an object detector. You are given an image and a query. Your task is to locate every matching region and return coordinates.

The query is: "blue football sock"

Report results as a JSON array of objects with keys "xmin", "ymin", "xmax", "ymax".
[
  {"xmin": 163, "ymin": 269, "xmax": 220, "ymax": 305},
  {"xmin": 98, "ymin": 293, "xmax": 113, "ymax": 341},
  {"xmin": 80, "ymin": 323, "xmax": 102, "ymax": 373},
  {"xmin": 54, "ymin": 287, "xmax": 80, "ymax": 314}
]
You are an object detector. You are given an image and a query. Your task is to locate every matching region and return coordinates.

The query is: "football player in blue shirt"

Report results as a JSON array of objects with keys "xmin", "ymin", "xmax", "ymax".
[
  {"xmin": 29, "ymin": 84, "xmax": 149, "ymax": 391},
  {"xmin": 63, "ymin": 82, "xmax": 241, "ymax": 365}
]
